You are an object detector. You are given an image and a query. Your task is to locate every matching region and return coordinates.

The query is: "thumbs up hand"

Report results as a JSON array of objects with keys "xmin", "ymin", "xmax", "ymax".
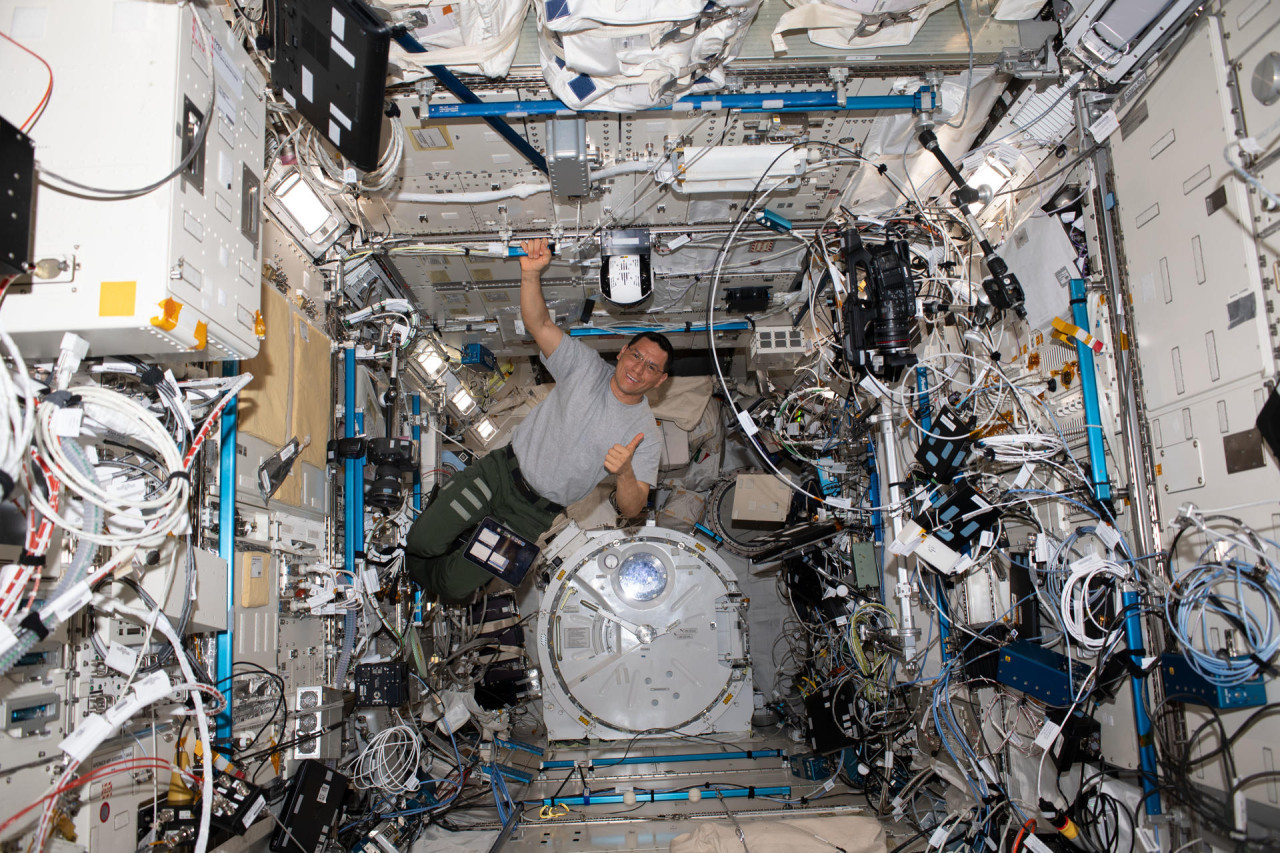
[{"xmin": 604, "ymin": 433, "xmax": 644, "ymax": 476}]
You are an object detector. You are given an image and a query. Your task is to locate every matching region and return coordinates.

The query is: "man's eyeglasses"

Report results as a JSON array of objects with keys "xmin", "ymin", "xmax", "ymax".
[{"xmin": 624, "ymin": 348, "xmax": 665, "ymax": 376}]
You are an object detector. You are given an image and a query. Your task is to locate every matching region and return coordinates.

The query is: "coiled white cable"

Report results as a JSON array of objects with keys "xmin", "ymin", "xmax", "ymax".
[
  {"xmin": 974, "ymin": 433, "xmax": 1066, "ymax": 463},
  {"xmin": 28, "ymin": 385, "xmax": 188, "ymax": 546},
  {"xmin": 1060, "ymin": 554, "xmax": 1129, "ymax": 654},
  {"xmin": 352, "ymin": 723, "xmax": 423, "ymax": 795}
]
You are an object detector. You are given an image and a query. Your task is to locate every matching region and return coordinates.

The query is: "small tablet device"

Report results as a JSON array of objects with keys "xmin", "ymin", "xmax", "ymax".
[{"xmin": 462, "ymin": 517, "xmax": 541, "ymax": 587}]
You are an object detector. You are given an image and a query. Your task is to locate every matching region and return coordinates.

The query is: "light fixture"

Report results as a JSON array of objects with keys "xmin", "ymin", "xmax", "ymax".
[
  {"xmin": 449, "ymin": 384, "xmax": 476, "ymax": 416},
  {"xmin": 959, "ymin": 145, "xmax": 1020, "ymax": 212},
  {"xmin": 274, "ymin": 172, "xmax": 330, "ymax": 233},
  {"xmin": 472, "ymin": 417, "xmax": 498, "ymax": 444},
  {"xmin": 966, "ymin": 157, "xmax": 1012, "ymax": 204},
  {"xmin": 263, "ymin": 163, "xmax": 348, "ymax": 256},
  {"xmin": 410, "ymin": 338, "xmax": 449, "ymax": 380}
]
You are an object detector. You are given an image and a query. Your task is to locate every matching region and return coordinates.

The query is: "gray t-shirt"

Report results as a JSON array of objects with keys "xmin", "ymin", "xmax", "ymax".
[{"xmin": 511, "ymin": 335, "xmax": 661, "ymax": 507}]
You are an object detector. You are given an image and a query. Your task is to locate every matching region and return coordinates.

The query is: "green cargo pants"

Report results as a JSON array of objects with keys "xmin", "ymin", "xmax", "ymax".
[{"xmin": 405, "ymin": 446, "xmax": 560, "ymax": 603}]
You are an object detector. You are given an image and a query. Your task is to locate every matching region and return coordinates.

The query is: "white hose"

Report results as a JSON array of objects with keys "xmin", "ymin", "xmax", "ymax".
[
  {"xmin": 589, "ymin": 159, "xmax": 660, "ymax": 181},
  {"xmin": 396, "ymin": 182, "xmax": 551, "ymax": 204}
]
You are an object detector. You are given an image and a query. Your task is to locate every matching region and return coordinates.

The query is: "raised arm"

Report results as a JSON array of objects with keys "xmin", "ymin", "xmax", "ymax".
[{"xmin": 519, "ymin": 238, "xmax": 564, "ymax": 359}]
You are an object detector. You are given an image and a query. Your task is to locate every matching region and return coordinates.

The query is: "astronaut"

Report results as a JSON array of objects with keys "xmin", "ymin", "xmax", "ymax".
[{"xmin": 405, "ymin": 239, "xmax": 672, "ymax": 602}]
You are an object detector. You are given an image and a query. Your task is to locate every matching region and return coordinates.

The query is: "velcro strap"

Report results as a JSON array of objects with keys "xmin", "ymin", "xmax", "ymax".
[{"xmin": 20, "ymin": 611, "xmax": 49, "ymax": 641}]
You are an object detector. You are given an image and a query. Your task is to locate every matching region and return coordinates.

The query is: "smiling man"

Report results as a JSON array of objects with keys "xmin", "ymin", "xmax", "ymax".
[{"xmin": 405, "ymin": 238, "xmax": 672, "ymax": 603}]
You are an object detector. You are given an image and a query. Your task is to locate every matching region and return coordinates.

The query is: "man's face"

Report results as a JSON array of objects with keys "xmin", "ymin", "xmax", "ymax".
[{"xmin": 614, "ymin": 339, "xmax": 669, "ymax": 397}]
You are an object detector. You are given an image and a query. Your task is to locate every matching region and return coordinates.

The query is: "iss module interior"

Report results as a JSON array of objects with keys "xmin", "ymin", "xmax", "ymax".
[{"xmin": 3, "ymin": 1, "xmax": 1280, "ymax": 853}]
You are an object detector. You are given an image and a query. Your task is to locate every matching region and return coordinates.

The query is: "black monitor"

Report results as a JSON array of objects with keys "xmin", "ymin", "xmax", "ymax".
[{"xmin": 272, "ymin": 0, "xmax": 390, "ymax": 171}]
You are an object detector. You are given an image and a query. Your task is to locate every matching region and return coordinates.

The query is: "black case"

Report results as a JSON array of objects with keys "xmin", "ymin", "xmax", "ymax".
[{"xmin": 270, "ymin": 760, "xmax": 349, "ymax": 853}]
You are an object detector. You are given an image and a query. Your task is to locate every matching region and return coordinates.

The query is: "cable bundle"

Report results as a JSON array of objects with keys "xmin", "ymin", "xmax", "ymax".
[
  {"xmin": 974, "ymin": 433, "xmax": 1066, "ymax": 463},
  {"xmin": 1167, "ymin": 556, "xmax": 1280, "ymax": 686},
  {"xmin": 1164, "ymin": 512, "xmax": 1280, "ymax": 687},
  {"xmin": 27, "ymin": 384, "xmax": 189, "ymax": 547},
  {"xmin": 0, "ymin": 327, "xmax": 35, "ymax": 500},
  {"xmin": 1059, "ymin": 553, "xmax": 1129, "ymax": 654},
  {"xmin": 352, "ymin": 723, "xmax": 424, "ymax": 795},
  {"xmin": 300, "ymin": 115, "xmax": 405, "ymax": 195}
]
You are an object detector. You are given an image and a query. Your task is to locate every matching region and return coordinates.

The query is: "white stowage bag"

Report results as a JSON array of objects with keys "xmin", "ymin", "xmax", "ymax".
[
  {"xmin": 771, "ymin": 0, "xmax": 956, "ymax": 54},
  {"xmin": 537, "ymin": 0, "xmax": 707, "ymax": 32},
  {"xmin": 534, "ymin": 0, "xmax": 764, "ymax": 111},
  {"xmin": 379, "ymin": 0, "xmax": 530, "ymax": 80},
  {"xmin": 992, "ymin": 0, "xmax": 1047, "ymax": 19}
]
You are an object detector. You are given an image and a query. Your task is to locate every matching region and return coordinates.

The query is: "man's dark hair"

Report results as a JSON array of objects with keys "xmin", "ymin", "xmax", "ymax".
[{"xmin": 626, "ymin": 331, "xmax": 674, "ymax": 373}]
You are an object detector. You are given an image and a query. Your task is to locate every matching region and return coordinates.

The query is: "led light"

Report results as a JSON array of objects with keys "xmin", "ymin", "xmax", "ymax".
[
  {"xmin": 450, "ymin": 385, "xmax": 476, "ymax": 415},
  {"xmin": 473, "ymin": 417, "xmax": 497, "ymax": 443},
  {"xmin": 968, "ymin": 159, "xmax": 1012, "ymax": 196},
  {"xmin": 962, "ymin": 148, "xmax": 1018, "ymax": 211},
  {"xmin": 272, "ymin": 171, "xmax": 332, "ymax": 235},
  {"xmin": 417, "ymin": 349, "xmax": 448, "ymax": 380},
  {"xmin": 408, "ymin": 339, "xmax": 451, "ymax": 383}
]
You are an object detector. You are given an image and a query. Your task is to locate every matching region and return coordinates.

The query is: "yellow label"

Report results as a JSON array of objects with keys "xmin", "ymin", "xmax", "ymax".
[
  {"xmin": 578, "ymin": 715, "xmax": 591, "ymax": 728},
  {"xmin": 99, "ymin": 281, "xmax": 136, "ymax": 317},
  {"xmin": 557, "ymin": 569, "xmax": 566, "ymax": 580},
  {"xmin": 694, "ymin": 543, "xmax": 706, "ymax": 552},
  {"xmin": 723, "ymin": 693, "xmax": 734, "ymax": 705}
]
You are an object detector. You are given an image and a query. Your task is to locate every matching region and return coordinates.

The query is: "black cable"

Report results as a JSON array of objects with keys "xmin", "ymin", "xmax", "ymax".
[
  {"xmin": 886, "ymin": 825, "xmax": 931, "ymax": 853},
  {"xmin": 543, "ymin": 766, "xmax": 585, "ymax": 807},
  {"xmin": 213, "ymin": 662, "xmax": 287, "ymax": 757},
  {"xmin": 994, "ymin": 142, "xmax": 1103, "ymax": 198}
]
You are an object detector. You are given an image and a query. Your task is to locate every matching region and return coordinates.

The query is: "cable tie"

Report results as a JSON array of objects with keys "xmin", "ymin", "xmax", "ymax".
[
  {"xmin": 876, "ymin": 163, "xmax": 887, "ymax": 174},
  {"xmin": 747, "ymin": 786, "xmax": 756, "ymax": 799},
  {"xmin": 19, "ymin": 611, "xmax": 49, "ymax": 641},
  {"xmin": 164, "ymin": 470, "xmax": 191, "ymax": 487},
  {"xmin": 0, "ymin": 470, "xmax": 13, "ymax": 501},
  {"xmin": 44, "ymin": 390, "xmax": 79, "ymax": 409},
  {"xmin": 685, "ymin": 321, "xmax": 692, "ymax": 333},
  {"xmin": 139, "ymin": 366, "xmax": 165, "ymax": 386},
  {"xmin": 1249, "ymin": 652, "xmax": 1280, "ymax": 680},
  {"xmin": 18, "ymin": 552, "xmax": 45, "ymax": 567}
]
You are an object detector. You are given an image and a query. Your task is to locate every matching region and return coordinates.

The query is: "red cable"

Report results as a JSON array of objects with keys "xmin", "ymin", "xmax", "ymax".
[
  {"xmin": 0, "ymin": 30, "xmax": 53, "ymax": 133},
  {"xmin": 1011, "ymin": 818, "xmax": 1037, "ymax": 853},
  {"xmin": 0, "ymin": 759, "xmax": 172, "ymax": 835}
]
